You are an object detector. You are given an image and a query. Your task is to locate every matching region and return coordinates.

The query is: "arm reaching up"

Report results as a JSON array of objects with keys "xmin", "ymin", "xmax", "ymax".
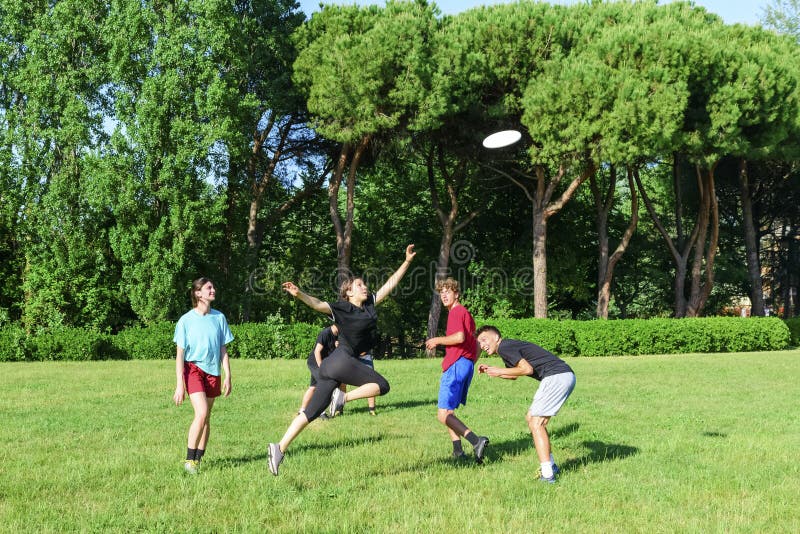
[{"xmin": 375, "ymin": 244, "xmax": 416, "ymax": 305}]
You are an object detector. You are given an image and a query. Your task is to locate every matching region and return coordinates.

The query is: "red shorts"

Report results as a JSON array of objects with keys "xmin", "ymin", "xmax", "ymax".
[{"xmin": 184, "ymin": 362, "xmax": 221, "ymax": 398}]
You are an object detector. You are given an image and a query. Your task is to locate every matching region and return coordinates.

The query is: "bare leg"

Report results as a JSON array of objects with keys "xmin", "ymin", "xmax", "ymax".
[
  {"xmin": 299, "ymin": 386, "xmax": 315, "ymax": 411},
  {"xmin": 438, "ymin": 408, "xmax": 462, "ymax": 441},
  {"xmin": 187, "ymin": 391, "xmax": 211, "ymax": 449},
  {"xmin": 197, "ymin": 397, "xmax": 215, "ymax": 450},
  {"xmin": 278, "ymin": 412, "xmax": 310, "ymax": 453},
  {"xmin": 344, "ymin": 383, "xmax": 380, "ymax": 401},
  {"xmin": 527, "ymin": 413, "xmax": 552, "ymax": 463}
]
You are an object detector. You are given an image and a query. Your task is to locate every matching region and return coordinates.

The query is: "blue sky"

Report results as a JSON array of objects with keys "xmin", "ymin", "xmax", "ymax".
[{"xmin": 296, "ymin": 1, "xmax": 767, "ymax": 25}]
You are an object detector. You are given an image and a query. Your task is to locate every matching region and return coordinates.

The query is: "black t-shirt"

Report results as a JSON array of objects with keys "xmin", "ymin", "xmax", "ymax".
[
  {"xmin": 497, "ymin": 338, "xmax": 573, "ymax": 381},
  {"xmin": 327, "ymin": 294, "xmax": 378, "ymax": 355},
  {"xmin": 306, "ymin": 326, "xmax": 338, "ymax": 368}
]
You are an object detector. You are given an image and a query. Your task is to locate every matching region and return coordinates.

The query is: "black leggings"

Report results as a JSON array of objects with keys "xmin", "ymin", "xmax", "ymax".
[{"xmin": 304, "ymin": 346, "xmax": 390, "ymax": 422}]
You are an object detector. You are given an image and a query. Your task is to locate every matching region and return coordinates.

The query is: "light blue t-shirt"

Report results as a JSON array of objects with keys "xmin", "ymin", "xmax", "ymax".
[{"xmin": 173, "ymin": 308, "xmax": 234, "ymax": 377}]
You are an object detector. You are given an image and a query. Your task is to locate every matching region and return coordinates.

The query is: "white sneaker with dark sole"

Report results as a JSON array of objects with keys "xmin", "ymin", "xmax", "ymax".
[{"xmin": 268, "ymin": 443, "xmax": 284, "ymax": 476}]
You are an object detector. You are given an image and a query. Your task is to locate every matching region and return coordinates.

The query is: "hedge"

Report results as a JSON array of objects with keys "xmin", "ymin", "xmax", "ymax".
[
  {"xmin": 0, "ymin": 317, "xmax": 793, "ymax": 362},
  {"xmin": 475, "ymin": 317, "xmax": 790, "ymax": 356},
  {"xmin": 785, "ymin": 317, "xmax": 800, "ymax": 347}
]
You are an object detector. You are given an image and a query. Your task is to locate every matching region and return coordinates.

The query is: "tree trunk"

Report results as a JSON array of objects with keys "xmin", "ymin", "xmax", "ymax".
[
  {"xmin": 686, "ymin": 164, "xmax": 719, "ymax": 317},
  {"xmin": 485, "ymin": 162, "xmax": 593, "ymax": 318},
  {"xmin": 424, "ymin": 145, "xmax": 479, "ymax": 354},
  {"xmin": 532, "ymin": 208, "xmax": 548, "ymax": 318},
  {"xmin": 590, "ymin": 169, "xmax": 610, "ymax": 318},
  {"xmin": 329, "ymin": 136, "xmax": 371, "ymax": 285},
  {"xmin": 738, "ymin": 158, "xmax": 765, "ymax": 316},
  {"xmin": 593, "ymin": 166, "xmax": 639, "ymax": 319}
]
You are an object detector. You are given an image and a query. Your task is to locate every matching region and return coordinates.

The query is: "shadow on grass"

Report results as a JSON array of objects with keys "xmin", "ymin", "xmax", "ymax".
[
  {"xmin": 216, "ymin": 434, "xmax": 392, "ymax": 468},
  {"xmin": 484, "ymin": 422, "xmax": 581, "ymax": 461},
  {"xmin": 346, "ymin": 398, "xmax": 436, "ymax": 413},
  {"xmin": 559, "ymin": 440, "xmax": 639, "ymax": 472}
]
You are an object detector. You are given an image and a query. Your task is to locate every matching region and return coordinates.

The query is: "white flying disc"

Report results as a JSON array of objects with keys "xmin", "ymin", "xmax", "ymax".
[{"xmin": 482, "ymin": 129, "xmax": 522, "ymax": 149}]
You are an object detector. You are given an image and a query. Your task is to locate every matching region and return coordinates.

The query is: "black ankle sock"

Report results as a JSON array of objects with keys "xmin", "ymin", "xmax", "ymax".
[
  {"xmin": 187, "ymin": 448, "xmax": 197, "ymax": 461},
  {"xmin": 464, "ymin": 432, "xmax": 479, "ymax": 446},
  {"xmin": 196, "ymin": 449, "xmax": 205, "ymax": 462},
  {"xmin": 452, "ymin": 440, "xmax": 464, "ymax": 454}
]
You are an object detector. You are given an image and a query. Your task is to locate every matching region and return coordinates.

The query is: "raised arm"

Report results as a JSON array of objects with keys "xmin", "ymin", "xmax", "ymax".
[
  {"xmin": 282, "ymin": 282, "xmax": 332, "ymax": 315},
  {"xmin": 375, "ymin": 244, "xmax": 416, "ymax": 305}
]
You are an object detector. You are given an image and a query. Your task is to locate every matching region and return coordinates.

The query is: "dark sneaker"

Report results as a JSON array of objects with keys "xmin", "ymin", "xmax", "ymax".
[
  {"xmin": 328, "ymin": 388, "xmax": 346, "ymax": 418},
  {"xmin": 473, "ymin": 436, "xmax": 489, "ymax": 464},
  {"xmin": 452, "ymin": 450, "xmax": 466, "ymax": 460},
  {"xmin": 369, "ymin": 409, "xmax": 377, "ymax": 416},
  {"xmin": 553, "ymin": 463, "xmax": 560, "ymax": 476},
  {"xmin": 267, "ymin": 443, "xmax": 284, "ymax": 476}
]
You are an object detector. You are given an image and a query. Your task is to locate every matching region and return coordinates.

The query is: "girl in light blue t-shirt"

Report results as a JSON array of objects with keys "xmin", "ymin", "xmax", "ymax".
[{"xmin": 172, "ymin": 277, "xmax": 234, "ymax": 474}]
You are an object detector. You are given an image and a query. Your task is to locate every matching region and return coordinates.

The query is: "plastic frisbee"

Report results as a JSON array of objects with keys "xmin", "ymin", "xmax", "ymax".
[{"xmin": 482, "ymin": 129, "xmax": 522, "ymax": 149}]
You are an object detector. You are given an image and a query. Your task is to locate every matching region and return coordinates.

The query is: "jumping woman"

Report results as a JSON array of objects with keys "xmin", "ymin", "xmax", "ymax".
[{"xmin": 267, "ymin": 244, "xmax": 416, "ymax": 475}]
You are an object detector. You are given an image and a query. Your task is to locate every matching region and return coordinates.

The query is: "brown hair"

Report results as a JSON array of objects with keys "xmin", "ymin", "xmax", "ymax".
[
  {"xmin": 338, "ymin": 276, "xmax": 362, "ymax": 300},
  {"xmin": 190, "ymin": 277, "xmax": 214, "ymax": 307},
  {"xmin": 435, "ymin": 277, "xmax": 460, "ymax": 294}
]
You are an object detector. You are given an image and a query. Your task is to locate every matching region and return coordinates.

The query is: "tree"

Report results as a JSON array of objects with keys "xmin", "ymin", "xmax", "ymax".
[
  {"xmin": 763, "ymin": 0, "xmax": 800, "ymax": 38},
  {"xmin": 293, "ymin": 1, "xmax": 438, "ymax": 282}
]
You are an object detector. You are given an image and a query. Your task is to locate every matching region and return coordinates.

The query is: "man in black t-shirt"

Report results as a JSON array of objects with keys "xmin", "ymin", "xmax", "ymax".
[{"xmin": 476, "ymin": 325, "xmax": 576, "ymax": 484}]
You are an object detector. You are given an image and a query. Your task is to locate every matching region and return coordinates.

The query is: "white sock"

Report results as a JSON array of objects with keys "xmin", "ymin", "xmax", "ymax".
[{"xmin": 541, "ymin": 461, "xmax": 554, "ymax": 478}]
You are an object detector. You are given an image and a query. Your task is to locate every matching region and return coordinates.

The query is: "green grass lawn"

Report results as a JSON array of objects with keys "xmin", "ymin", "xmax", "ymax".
[{"xmin": 2, "ymin": 351, "xmax": 799, "ymax": 533}]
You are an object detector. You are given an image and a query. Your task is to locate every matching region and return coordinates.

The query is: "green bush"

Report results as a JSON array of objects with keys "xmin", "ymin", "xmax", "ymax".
[
  {"xmin": 1, "ymin": 317, "xmax": 789, "ymax": 362},
  {"xmin": 229, "ymin": 321, "xmax": 319, "ymax": 360},
  {"xmin": 479, "ymin": 317, "xmax": 790, "ymax": 356},
  {"xmin": 111, "ymin": 322, "xmax": 175, "ymax": 360},
  {"xmin": 475, "ymin": 318, "xmax": 579, "ymax": 357},
  {"xmin": 785, "ymin": 318, "xmax": 800, "ymax": 347},
  {"xmin": 0, "ymin": 325, "xmax": 27, "ymax": 361},
  {"xmin": 23, "ymin": 327, "xmax": 120, "ymax": 361}
]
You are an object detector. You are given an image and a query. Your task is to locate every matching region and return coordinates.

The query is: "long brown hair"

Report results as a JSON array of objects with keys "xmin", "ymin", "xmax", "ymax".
[{"xmin": 190, "ymin": 277, "xmax": 214, "ymax": 307}]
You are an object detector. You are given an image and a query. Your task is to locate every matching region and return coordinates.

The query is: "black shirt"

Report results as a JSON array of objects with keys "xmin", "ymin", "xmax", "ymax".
[
  {"xmin": 306, "ymin": 326, "xmax": 338, "ymax": 368},
  {"xmin": 327, "ymin": 294, "xmax": 378, "ymax": 355},
  {"xmin": 497, "ymin": 338, "xmax": 573, "ymax": 381}
]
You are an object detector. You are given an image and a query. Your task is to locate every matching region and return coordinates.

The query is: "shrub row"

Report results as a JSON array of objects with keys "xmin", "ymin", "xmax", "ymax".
[
  {"xmin": 0, "ymin": 317, "xmax": 793, "ymax": 362},
  {"xmin": 478, "ymin": 317, "xmax": 791, "ymax": 356},
  {"xmin": 785, "ymin": 317, "xmax": 800, "ymax": 347},
  {"xmin": 0, "ymin": 321, "xmax": 320, "ymax": 362}
]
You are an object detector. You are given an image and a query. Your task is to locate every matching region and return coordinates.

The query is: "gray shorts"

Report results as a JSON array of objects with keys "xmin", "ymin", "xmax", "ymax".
[{"xmin": 529, "ymin": 372, "xmax": 575, "ymax": 417}]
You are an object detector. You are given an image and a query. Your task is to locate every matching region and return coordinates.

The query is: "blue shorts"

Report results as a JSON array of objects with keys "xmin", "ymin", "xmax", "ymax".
[{"xmin": 437, "ymin": 356, "xmax": 475, "ymax": 410}]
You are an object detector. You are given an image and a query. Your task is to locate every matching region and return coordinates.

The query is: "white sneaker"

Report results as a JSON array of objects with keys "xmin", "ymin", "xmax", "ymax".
[
  {"xmin": 327, "ymin": 388, "xmax": 346, "ymax": 418},
  {"xmin": 183, "ymin": 460, "xmax": 198, "ymax": 475}
]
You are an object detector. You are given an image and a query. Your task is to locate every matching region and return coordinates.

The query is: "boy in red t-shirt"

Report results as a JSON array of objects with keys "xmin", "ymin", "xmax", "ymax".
[{"xmin": 425, "ymin": 278, "xmax": 489, "ymax": 463}]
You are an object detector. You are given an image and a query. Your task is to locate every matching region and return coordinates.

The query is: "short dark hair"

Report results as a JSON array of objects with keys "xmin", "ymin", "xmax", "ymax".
[{"xmin": 475, "ymin": 325, "xmax": 501, "ymax": 338}]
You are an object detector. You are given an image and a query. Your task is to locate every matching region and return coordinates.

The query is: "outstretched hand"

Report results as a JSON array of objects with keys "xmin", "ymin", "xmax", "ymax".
[
  {"xmin": 282, "ymin": 282, "xmax": 299, "ymax": 297},
  {"xmin": 405, "ymin": 244, "xmax": 416, "ymax": 263}
]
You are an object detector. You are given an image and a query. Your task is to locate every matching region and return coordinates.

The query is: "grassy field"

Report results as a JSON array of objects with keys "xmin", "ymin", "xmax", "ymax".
[{"xmin": 2, "ymin": 351, "xmax": 799, "ymax": 533}]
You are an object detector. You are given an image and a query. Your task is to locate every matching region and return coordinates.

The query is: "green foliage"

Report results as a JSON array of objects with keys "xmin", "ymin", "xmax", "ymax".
[
  {"xmin": 228, "ymin": 319, "xmax": 319, "ymax": 360},
  {"xmin": 111, "ymin": 321, "xmax": 175, "ymax": 361},
  {"xmin": 0, "ymin": 324, "xmax": 26, "ymax": 361},
  {"xmin": 20, "ymin": 327, "xmax": 122, "ymax": 362},
  {"xmin": 785, "ymin": 317, "xmax": 800, "ymax": 346},
  {"xmin": 475, "ymin": 317, "xmax": 580, "ymax": 357},
  {"xmin": 474, "ymin": 317, "xmax": 789, "ymax": 357}
]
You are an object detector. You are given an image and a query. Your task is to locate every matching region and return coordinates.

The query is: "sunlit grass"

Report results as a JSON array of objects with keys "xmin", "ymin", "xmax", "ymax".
[{"xmin": 2, "ymin": 351, "xmax": 799, "ymax": 532}]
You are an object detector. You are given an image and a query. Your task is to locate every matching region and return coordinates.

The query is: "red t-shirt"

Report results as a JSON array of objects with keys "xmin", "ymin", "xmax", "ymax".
[{"xmin": 441, "ymin": 304, "xmax": 478, "ymax": 371}]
